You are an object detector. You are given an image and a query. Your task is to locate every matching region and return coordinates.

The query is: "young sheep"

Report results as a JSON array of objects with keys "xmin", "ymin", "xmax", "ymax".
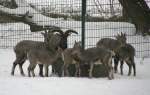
[
  {"xmin": 61, "ymin": 45, "xmax": 80, "ymax": 77},
  {"xmin": 71, "ymin": 41, "xmax": 114, "ymax": 79},
  {"xmin": 11, "ymin": 29, "xmax": 62, "ymax": 76},
  {"xmin": 114, "ymin": 43, "xmax": 136, "ymax": 76},
  {"xmin": 53, "ymin": 29, "xmax": 78, "ymax": 50},
  {"xmin": 27, "ymin": 47, "xmax": 63, "ymax": 77},
  {"xmin": 96, "ymin": 32, "xmax": 127, "ymax": 75}
]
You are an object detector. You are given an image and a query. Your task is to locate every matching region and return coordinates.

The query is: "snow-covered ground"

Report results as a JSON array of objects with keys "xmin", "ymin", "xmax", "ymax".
[{"xmin": 0, "ymin": 49, "xmax": 150, "ymax": 95}]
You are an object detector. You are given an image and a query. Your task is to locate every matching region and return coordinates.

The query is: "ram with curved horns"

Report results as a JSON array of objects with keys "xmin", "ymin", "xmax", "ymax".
[
  {"xmin": 51, "ymin": 29, "xmax": 78, "ymax": 50},
  {"xmin": 42, "ymin": 29, "xmax": 78, "ymax": 76}
]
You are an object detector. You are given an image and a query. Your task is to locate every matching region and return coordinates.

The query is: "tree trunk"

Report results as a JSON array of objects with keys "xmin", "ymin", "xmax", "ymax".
[
  {"xmin": 0, "ymin": 0, "xmax": 74, "ymax": 32},
  {"xmin": 118, "ymin": 0, "xmax": 150, "ymax": 35}
]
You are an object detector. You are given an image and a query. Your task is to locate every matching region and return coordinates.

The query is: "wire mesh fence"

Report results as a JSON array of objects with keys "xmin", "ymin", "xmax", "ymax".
[{"xmin": 0, "ymin": 0, "xmax": 150, "ymax": 58}]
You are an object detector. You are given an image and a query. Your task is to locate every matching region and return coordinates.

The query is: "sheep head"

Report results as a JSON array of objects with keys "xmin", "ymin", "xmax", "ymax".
[{"xmin": 115, "ymin": 32, "xmax": 127, "ymax": 46}]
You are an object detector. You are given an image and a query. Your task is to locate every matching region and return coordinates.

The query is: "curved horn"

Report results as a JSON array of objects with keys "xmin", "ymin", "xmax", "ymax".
[
  {"xmin": 65, "ymin": 29, "xmax": 78, "ymax": 36},
  {"xmin": 48, "ymin": 29, "xmax": 64, "ymax": 35},
  {"xmin": 45, "ymin": 29, "xmax": 48, "ymax": 34}
]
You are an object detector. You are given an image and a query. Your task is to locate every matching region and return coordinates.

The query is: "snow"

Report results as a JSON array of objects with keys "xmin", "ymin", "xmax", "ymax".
[{"xmin": 0, "ymin": 49, "xmax": 150, "ymax": 95}]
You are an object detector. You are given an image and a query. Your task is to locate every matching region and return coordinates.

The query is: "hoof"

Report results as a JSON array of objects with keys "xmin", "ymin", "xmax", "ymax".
[
  {"xmin": 108, "ymin": 77, "xmax": 113, "ymax": 80},
  {"xmin": 121, "ymin": 73, "xmax": 123, "ymax": 75},
  {"xmin": 39, "ymin": 74, "xmax": 44, "ymax": 77},
  {"xmin": 128, "ymin": 73, "xmax": 131, "ymax": 76},
  {"xmin": 89, "ymin": 75, "xmax": 93, "ymax": 79},
  {"xmin": 21, "ymin": 73, "xmax": 25, "ymax": 76},
  {"xmin": 134, "ymin": 74, "xmax": 136, "ymax": 76},
  {"xmin": 11, "ymin": 72, "xmax": 14, "ymax": 76}
]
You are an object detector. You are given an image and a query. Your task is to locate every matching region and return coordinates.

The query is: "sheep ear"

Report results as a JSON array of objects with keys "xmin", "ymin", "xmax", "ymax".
[
  {"xmin": 124, "ymin": 33, "xmax": 126, "ymax": 37},
  {"xmin": 75, "ymin": 40, "xmax": 77, "ymax": 43},
  {"xmin": 41, "ymin": 32, "xmax": 44, "ymax": 36},
  {"xmin": 115, "ymin": 34, "xmax": 118, "ymax": 39},
  {"xmin": 41, "ymin": 32, "xmax": 46, "ymax": 37}
]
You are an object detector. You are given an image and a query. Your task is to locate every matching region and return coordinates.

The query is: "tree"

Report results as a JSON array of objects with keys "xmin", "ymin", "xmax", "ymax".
[
  {"xmin": 109, "ymin": 0, "xmax": 115, "ymax": 16},
  {"xmin": 118, "ymin": 0, "xmax": 150, "ymax": 35},
  {"xmin": 0, "ymin": 0, "xmax": 74, "ymax": 32}
]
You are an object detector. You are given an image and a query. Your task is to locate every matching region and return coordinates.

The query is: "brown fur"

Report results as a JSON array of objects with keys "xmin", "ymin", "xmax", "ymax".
[
  {"xmin": 71, "ymin": 42, "xmax": 114, "ymax": 79},
  {"xmin": 114, "ymin": 43, "xmax": 136, "ymax": 76},
  {"xmin": 27, "ymin": 47, "xmax": 63, "ymax": 77},
  {"xmin": 11, "ymin": 30, "xmax": 61, "ymax": 76}
]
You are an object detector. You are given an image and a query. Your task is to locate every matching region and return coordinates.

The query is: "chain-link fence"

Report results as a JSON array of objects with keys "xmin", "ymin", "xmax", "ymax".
[{"xmin": 0, "ymin": 0, "xmax": 150, "ymax": 58}]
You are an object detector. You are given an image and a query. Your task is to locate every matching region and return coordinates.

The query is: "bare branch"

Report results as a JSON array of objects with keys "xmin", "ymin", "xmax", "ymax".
[{"xmin": 0, "ymin": 0, "xmax": 76, "ymax": 32}]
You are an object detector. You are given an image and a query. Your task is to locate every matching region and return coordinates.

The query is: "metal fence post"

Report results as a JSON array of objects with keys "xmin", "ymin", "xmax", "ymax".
[{"xmin": 82, "ymin": 0, "xmax": 87, "ymax": 49}]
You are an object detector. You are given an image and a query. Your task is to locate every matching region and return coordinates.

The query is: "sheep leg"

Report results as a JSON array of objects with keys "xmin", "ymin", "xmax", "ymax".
[
  {"xmin": 111, "ymin": 67, "xmax": 114, "ymax": 79},
  {"xmin": 11, "ymin": 60, "xmax": 18, "ymax": 76},
  {"xmin": 108, "ymin": 58, "xmax": 114, "ymax": 80},
  {"xmin": 132, "ymin": 62, "xmax": 136, "ymax": 76},
  {"xmin": 126, "ymin": 61, "xmax": 132, "ymax": 76},
  {"xmin": 75, "ymin": 64, "xmax": 80, "ymax": 77},
  {"xmin": 44, "ymin": 65, "xmax": 49, "ymax": 77},
  {"xmin": 78, "ymin": 64, "xmax": 81, "ymax": 77},
  {"xmin": 114, "ymin": 56, "xmax": 119, "ymax": 73},
  {"xmin": 89, "ymin": 63, "xmax": 94, "ymax": 78},
  {"xmin": 65, "ymin": 64, "xmax": 70, "ymax": 76},
  {"xmin": 108, "ymin": 66, "xmax": 114, "ymax": 80},
  {"xmin": 28, "ymin": 64, "xmax": 32, "ymax": 77},
  {"xmin": 31, "ymin": 65, "xmax": 36, "ymax": 77},
  {"xmin": 120, "ymin": 60, "xmax": 124, "ymax": 75},
  {"xmin": 52, "ymin": 65, "xmax": 55, "ymax": 74},
  {"xmin": 18, "ymin": 58, "xmax": 26, "ymax": 76},
  {"xmin": 38, "ymin": 64, "xmax": 44, "ymax": 77},
  {"xmin": 19, "ymin": 63, "xmax": 25, "ymax": 76},
  {"xmin": 61, "ymin": 64, "xmax": 65, "ymax": 77},
  {"xmin": 128, "ymin": 64, "xmax": 132, "ymax": 76},
  {"xmin": 130, "ymin": 57, "xmax": 136, "ymax": 76},
  {"xmin": 62, "ymin": 64, "xmax": 69, "ymax": 77},
  {"xmin": 11, "ymin": 57, "xmax": 24, "ymax": 76},
  {"xmin": 28, "ymin": 64, "xmax": 36, "ymax": 77}
]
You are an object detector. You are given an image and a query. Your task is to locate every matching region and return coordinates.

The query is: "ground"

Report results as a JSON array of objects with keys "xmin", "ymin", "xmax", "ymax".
[{"xmin": 0, "ymin": 49, "xmax": 150, "ymax": 95}]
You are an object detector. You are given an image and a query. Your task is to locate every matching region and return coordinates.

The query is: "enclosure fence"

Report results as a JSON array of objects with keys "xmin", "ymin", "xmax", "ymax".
[{"xmin": 0, "ymin": 0, "xmax": 150, "ymax": 58}]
